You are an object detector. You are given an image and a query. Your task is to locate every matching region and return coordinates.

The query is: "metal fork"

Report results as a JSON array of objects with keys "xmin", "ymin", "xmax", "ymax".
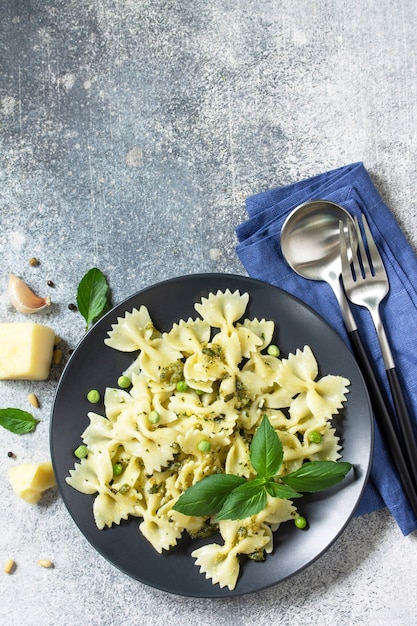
[{"xmin": 340, "ymin": 214, "xmax": 417, "ymax": 491}]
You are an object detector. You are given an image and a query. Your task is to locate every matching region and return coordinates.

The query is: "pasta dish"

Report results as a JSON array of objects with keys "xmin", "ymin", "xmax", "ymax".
[{"xmin": 66, "ymin": 290, "xmax": 350, "ymax": 590}]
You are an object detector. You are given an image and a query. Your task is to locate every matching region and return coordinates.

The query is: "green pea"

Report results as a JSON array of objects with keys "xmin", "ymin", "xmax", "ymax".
[
  {"xmin": 267, "ymin": 344, "xmax": 280, "ymax": 357},
  {"xmin": 148, "ymin": 410, "xmax": 160, "ymax": 424},
  {"xmin": 117, "ymin": 375, "xmax": 131, "ymax": 389},
  {"xmin": 294, "ymin": 515, "xmax": 307, "ymax": 529},
  {"xmin": 308, "ymin": 430, "xmax": 322, "ymax": 444},
  {"xmin": 113, "ymin": 462, "xmax": 123, "ymax": 476},
  {"xmin": 198, "ymin": 439, "xmax": 212, "ymax": 453},
  {"xmin": 176, "ymin": 380, "xmax": 189, "ymax": 392},
  {"xmin": 87, "ymin": 389, "xmax": 100, "ymax": 403},
  {"xmin": 74, "ymin": 445, "xmax": 88, "ymax": 459}
]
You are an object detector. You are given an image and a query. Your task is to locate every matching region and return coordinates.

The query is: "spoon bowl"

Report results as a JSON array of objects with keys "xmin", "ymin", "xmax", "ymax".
[
  {"xmin": 280, "ymin": 199, "xmax": 357, "ymax": 330},
  {"xmin": 280, "ymin": 200, "xmax": 355, "ymax": 284}
]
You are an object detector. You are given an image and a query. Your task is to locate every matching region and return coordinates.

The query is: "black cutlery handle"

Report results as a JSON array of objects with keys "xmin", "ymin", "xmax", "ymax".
[
  {"xmin": 387, "ymin": 367, "xmax": 417, "ymax": 488},
  {"xmin": 348, "ymin": 329, "xmax": 417, "ymax": 517}
]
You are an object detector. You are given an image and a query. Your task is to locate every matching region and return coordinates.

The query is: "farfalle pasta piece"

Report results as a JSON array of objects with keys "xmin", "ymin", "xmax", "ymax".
[
  {"xmin": 191, "ymin": 543, "xmax": 241, "ymax": 590},
  {"xmin": 236, "ymin": 317, "xmax": 275, "ymax": 356},
  {"xmin": 241, "ymin": 351, "xmax": 281, "ymax": 389},
  {"xmin": 238, "ymin": 368, "xmax": 273, "ymax": 400},
  {"xmin": 138, "ymin": 339, "xmax": 184, "ymax": 383},
  {"xmin": 304, "ymin": 424, "xmax": 341, "ymax": 462},
  {"xmin": 139, "ymin": 479, "xmax": 183, "ymax": 552},
  {"xmin": 103, "ymin": 387, "xmax": 134, "ymax": 421},
  {"xmin": 305, "ymin": 374, "xmax": 350, "ymax": 419},
  {"xmin": 104, "ymin": 306, "xmax": 155, "ymax": 351},
  {"xmin": 176, "ymin": 427, "xmax": 232, "ymax": 459},
  {"xmin": 276, "ymin": 345, "xmax": 317, "ymax": 393},
  {"xmin": 81, "ymin": 412, "xmax": 116, "ymax": 448},
  {"xmin": 93, "ymin": 487, "xmax": 143, "ymax": 529},
  {"xmin": 105, "ymin": 306, "xmax": 184, "ymax": 381},
  {"xmin": 277, "ymin": 346, "xmax": 350, "ymax": 420},
  {"xmin": 211, "ymin": 330, "xmax": 245, "ymax": 371},
  {"xmin": 183, "ymin": 342, "xmax": 230, "ymax": 382},
  {"xmin": 255, "ymin": 493, "xmax": 297, "ymax": 526},
  {"xmin": 194, "ymin": 290, "xmax": 249, "ymax": 332},
  {"xmin": 110, "ymin": 454, "xmax": 143, "ymax": 492},
  {"xmin": 140, "ymin": 510, "xmax": 183, "ymax": 553},
  {"xmin": 192, "ymin": 518, "xmax": 271, "ymax": 590},
  {"xmin": 66, "ymin": 456, "xmax": 104, "ymax": 495},
  {"xmin": 66, "ymin": 443, "xmax": 120, "ymax": 511},
  {"xmin": 164, "ymin": 318, "xmax": 211, "ymax": 353},
  {"xmin": 102, "ymin": 407, "xmax": 177, "ymax": 473},
  {"xmin": 287, "ymin": 378, "xmax": 350, "ymax": 423},
  {"xmin": 277, "ymin": 424, "xmax": 341, "ymax": 474}
]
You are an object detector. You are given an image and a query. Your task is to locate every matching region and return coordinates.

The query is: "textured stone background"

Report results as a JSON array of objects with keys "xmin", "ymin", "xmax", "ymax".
[{"xmin": 1, "ymin": 1, "xmax": 417, "ymax": 624}]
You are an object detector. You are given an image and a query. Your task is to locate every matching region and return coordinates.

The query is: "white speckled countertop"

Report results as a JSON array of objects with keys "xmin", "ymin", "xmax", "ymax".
[{"xmin": 2, "ymin": 1, "xmax": 417, "ymax": 624}]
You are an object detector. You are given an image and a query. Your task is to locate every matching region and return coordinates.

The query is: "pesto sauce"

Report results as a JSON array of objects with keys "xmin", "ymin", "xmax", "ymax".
[{"xmin": 160, "ymin": 360, "xmax": 184, "ymax": 384}]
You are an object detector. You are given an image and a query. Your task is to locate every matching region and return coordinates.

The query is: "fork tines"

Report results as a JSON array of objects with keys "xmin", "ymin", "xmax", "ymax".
[
  {"xmin": 357, "ymin": 214, "xmax": 386, "ymax": 279},
  {"xmin": 339, "ymin": 214, "xmax": 389, "ymax": 307}
]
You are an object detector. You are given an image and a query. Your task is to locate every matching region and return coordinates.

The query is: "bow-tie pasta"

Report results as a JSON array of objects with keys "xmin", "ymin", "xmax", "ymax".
[{"xmin": 66, "ymin": 289, "xmax": 350, "ymax": 590}]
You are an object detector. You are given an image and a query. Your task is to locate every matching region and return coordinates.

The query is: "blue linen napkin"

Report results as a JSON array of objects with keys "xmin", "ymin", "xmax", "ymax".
[{"xmin": 236, "ymin": 162, "xmax": 417, "ymax": 536}]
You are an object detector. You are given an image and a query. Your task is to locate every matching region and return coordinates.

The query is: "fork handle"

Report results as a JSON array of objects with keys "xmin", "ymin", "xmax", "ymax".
[
  {"xmin": 348, "ymin": 329, "xmax": 417, "ymax": 516},
  {"xmin": 372, "ymin": 313, "xmax": 417, "ymax": 488},
  {"xmin": 387, "ymin": 367, "xmax": 417, "ymax": 489}
]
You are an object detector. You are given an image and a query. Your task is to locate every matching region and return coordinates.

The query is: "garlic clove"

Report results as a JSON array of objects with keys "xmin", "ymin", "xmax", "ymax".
[{"xmin": 8, "ymin": 274, "xmax": 52, "ymax": 314}]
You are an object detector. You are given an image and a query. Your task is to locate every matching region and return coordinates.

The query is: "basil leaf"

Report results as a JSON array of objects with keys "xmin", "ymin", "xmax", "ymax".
[
  {"xmin": 250, "ymin": 414, "xmax": 283, "ymax": 479},
  {"xmin": 215, "ymin": 479, "xmax": 267, "ymax": 520},
  {"xmin": 76, "ymin": 267, "xmax": 110, "ymax": 330},
  {"xmin": 282, "ymin": 461, "xmax": 353, "ymax": 493},
  {"xmin": 0, "ymin": 408, "xmax": 39, "ymax": 434},
  {"xmin": 265, "ymin": 480, "xmax": 303, "ymax": 500},
  {"xmin": 173, "ymin": 473, "xmax": 246, "ymax": 517}
]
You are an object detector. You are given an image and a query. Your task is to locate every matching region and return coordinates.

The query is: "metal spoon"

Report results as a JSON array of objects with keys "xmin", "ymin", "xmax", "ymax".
[
  {"xmin": 280, "ymin": 200, "xmax": 356, "ymax": 331},
  {"xmin": 280, "ymin": 199, "xmax": 417, "ymax": 516}
]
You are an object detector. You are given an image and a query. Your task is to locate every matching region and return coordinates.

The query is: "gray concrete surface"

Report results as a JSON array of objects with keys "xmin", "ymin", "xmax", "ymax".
[{"xmin": 1, "ymin": 1, "xmax": 417, "ymax": 624}]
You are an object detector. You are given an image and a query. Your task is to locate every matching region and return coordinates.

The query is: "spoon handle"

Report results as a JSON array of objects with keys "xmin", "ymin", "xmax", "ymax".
[{"xmin": 348, "ymin": 328, "xmax": 417, "ymax": 516}]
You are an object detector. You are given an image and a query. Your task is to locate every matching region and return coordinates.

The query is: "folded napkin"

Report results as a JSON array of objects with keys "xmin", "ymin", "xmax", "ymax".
[{"xmin": 236, "ymin": 162, "xmax": 417, "ymax": 536}]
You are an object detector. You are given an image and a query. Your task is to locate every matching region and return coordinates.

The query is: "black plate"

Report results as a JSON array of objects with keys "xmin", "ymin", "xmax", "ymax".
[{"xmin": 50, "ymin": 273, "xmax": 373, "ymax": 598}]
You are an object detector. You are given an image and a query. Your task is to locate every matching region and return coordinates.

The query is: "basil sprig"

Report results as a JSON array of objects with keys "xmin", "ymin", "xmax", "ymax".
[
  {"xmin": 173, "ymin": 415, "xmax": 352, "ymax": 521},
  {"xmin": 0, "ymin": 408, "xmax": 39, "ymax": 434},
  {"xmin": 76, "ymin": 267, "xmax": 110, "ymax": 330}
]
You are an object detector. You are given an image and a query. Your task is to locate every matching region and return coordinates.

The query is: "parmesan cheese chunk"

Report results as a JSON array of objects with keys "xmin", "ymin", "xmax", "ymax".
[
  {"xmin": 9, "ymin": 461, "xmax": 56, "ymax": 504},
  {"xmin": 0, "ymin": 322, "xmax": 55, "ymax": 380}
]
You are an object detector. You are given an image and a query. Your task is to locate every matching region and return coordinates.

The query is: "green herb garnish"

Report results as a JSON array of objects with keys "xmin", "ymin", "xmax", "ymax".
[
  {"xmin": 76, "ymin": 267, "xmax": 110, "ymax": 330},
  {"xmin": 0, "ymin": 408, "xmax": 39, "ymax": 434},
  {"xmin": 173, "ymin": 415, "xmax": 352, "ymax": 521}
]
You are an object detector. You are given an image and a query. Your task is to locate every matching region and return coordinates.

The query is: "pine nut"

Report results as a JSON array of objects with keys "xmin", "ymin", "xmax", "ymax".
[
  {"xmin": 27, "ymin": 393, "xmax": 40, "ymax": 408},
  {"xmin": 38, "ymin": 559, "xmax": 54, "ymax": 568},
  {"xmin": 4, "ymin": 559, "xmax": 16, "ymax": 574},
  {"xmin": 53, "ymin": 348, "xmax": 63, "ymax": 365}
]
